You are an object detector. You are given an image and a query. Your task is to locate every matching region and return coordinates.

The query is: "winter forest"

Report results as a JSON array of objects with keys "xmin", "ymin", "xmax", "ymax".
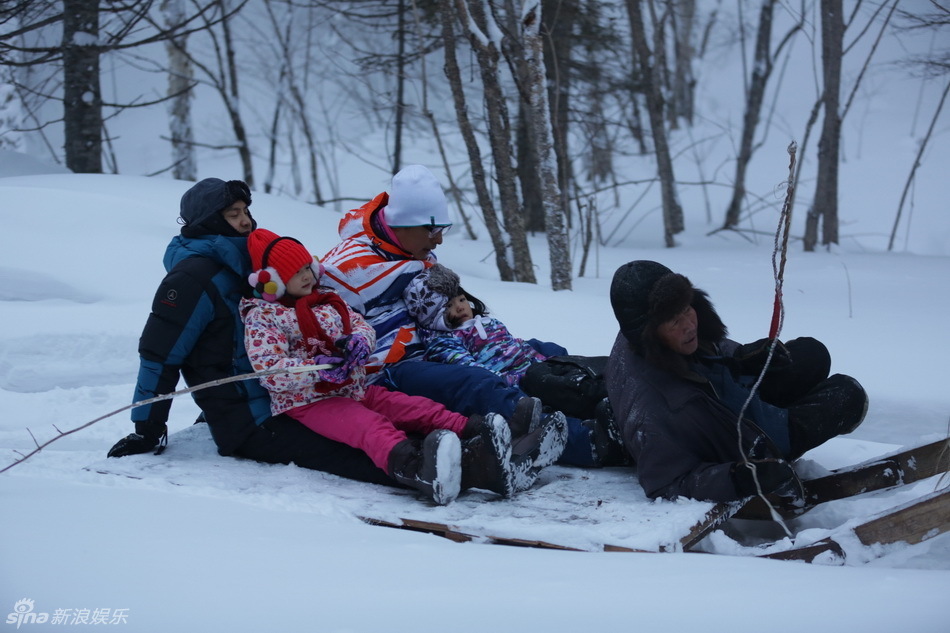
[{"xmin": 1, "ymin": 0, "xmax": 949, "ymax": 287}]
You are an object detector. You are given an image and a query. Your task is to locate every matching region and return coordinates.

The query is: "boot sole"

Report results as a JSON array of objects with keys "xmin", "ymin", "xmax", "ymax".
[
  {"xmin": 509, "ymin": 412, "xmax": 568, "ymax": 493},
  {"xmin": 426, "ymin": 430, "xmax": 462, "ymax": 505},
  {"xmin": 511, "ymin": 411, "xmax": 568, "ymax": 469},
  {"xmin": 485, "ymin": 414, "xmax": 515, "ymax": 497},
  {"xmin": 534, "ymin": 411, "xmax": 568, "ymax": 469}
]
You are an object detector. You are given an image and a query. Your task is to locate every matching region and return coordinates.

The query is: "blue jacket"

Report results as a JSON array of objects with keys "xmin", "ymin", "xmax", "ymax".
[{"xmin": 131, "ymin": 233, "xmax": 272, "ymax": 454}]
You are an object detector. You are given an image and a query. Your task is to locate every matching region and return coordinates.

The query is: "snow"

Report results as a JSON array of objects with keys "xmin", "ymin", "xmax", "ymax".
[{"xmin": 1, "ymin": 170, "xmax": 949, "ymax": 632}]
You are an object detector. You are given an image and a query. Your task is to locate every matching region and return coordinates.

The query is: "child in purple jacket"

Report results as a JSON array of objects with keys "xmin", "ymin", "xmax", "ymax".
[{"xmin": 403, "ymin": 264, "xmax": 566, "ymax": 386}]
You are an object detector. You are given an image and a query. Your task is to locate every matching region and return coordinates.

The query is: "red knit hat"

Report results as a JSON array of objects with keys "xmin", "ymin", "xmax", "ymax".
[{"xmin": 247, "ymin": 229, "xmax": 321, "ymax": 301}]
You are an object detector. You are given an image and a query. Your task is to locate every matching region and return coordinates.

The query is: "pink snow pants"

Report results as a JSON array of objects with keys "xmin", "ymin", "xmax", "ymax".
[{"xmin": 286, "ymin": 384, "xmax": 468, "ymax": 473}]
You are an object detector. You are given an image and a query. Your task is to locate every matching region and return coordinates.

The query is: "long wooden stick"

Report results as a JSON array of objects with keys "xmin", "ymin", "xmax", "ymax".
[
  {"xmin": 770, "ymin": 140, "xmax": 797, "ymax": 339},
  {"xmin": 734, "ymin": 141, "xmax": 799, "ymax": 536},
  {"xmin": 0, "ymin": 364, "xmax": 332, "ymax": 474}
]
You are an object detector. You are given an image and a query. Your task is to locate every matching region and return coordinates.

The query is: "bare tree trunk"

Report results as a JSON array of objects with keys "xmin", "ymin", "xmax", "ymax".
[
  {"xmin": 162, "ymin": 0, "xmax": 197, "ymax": 181},
  {"xmin": 408, "ymin": 0, "xmax": 477, "ymax": 240},
  {"xmin": 440, "ymin": 0, "xmax": 514, "ymax": 281},
  {"xmin": 722, "ymin": 0, "xmax": 776, "ymax": 230},
  {"xmin": 456, "ymin": 0, "xmax": 536, "ymax": 283},
  {"xmin": 516, "ymin": 104, "xmax": 545, "ymax": 232},
  {"xmin": 264, "ymin": 84, "xmax": 283, "ymax": 194},
  {"xmin": 670, "ymin": 0, "xmax": 697, "ymax": 125},
  {"xmin": 626, "ymin": 0, "xmax": 683, "ymax": 246},
  {"xmin": 791, "ymin": 1, "xmax": 893, "ymax": 231},
  {"xmin": 217, "ymin": 0, "xmax": 253, "ymax": 186},
  {"xmin": 805, "ymin": 0, "xmax": 843, "ymax": 251},
  {"xmin": 503, "ymin": 0, "xmax": 573, "ymax": 236},
  {"xmin": 500, "ymin": 0, "xmax": 545, "ymax": 234},
  {"xmin": 523, "ymin": 0, "xmax": 571, "ymax": 290},
  {"xmin": 393, "ymin": 0, "xmax": 406, "ymax": 174},
  {"xmin": 889, "ymin": 79, "xmax": 950, "ymax": 251},
  {"xmin": 582, "ymin": 45, "xmax": 613, "ymax": 185},
  {"xmin": 62, "ymin": 0, "xmax": 101, "ymax": 173},
  {"xmin": 269, "ymin": 2, "xmax": 324, "ymax": 203},
  {"xmin": 542, "ymin": 0, "xmax": 576, "ymax": 230},
  {"xmin": 576, "ymin": 195, "xmax": 596, "ymax": 278}
]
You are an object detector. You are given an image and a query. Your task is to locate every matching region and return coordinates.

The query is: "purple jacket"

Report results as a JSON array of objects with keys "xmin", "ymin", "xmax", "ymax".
[{"xmin": 419, "ymin": 316, "xmax": 547, "ymax": 385}]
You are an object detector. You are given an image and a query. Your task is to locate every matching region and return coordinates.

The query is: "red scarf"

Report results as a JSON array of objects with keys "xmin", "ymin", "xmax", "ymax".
[{"xmin": 281, "ymin": 289, "xmax": 352, "ymax": 356}]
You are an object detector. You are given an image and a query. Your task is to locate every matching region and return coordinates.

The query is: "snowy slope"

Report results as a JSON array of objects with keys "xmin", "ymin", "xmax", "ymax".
[{"xmin": 1, "ymin": 173, "xmax": 949, "ymax": 633}]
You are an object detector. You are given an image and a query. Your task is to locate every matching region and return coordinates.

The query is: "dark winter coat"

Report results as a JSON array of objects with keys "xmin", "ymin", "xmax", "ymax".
[
  {"xmin": 605, "ymin": 291, "xmax": 786, "ymax": 503},
  {"xmin": 131, "ymin": 233, "xmax": 272, "ymax": 455}
]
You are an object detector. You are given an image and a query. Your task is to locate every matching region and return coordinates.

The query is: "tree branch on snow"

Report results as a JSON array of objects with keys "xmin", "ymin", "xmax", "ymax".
[{"xmin": 0, "ymin": 364, "xmax": 332, "ymax": 475}]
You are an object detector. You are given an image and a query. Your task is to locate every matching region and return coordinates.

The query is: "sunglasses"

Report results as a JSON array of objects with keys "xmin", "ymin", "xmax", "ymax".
[{"xmin": 426, "ymin": 224, "xmax": 452, "ymax": 239}]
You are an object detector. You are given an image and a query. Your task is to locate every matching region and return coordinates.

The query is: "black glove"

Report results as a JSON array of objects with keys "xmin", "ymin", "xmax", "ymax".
[
  {"xmin": 107, "ymin": 422, "xmax": 167, "ymax": 458},
  {"xmin": 733, "ymin": 338, "xmax": 792, "ymax": 374},
  {"xmin": 732, "ymin": 459, "xmax": 796, "ymax": 497}
]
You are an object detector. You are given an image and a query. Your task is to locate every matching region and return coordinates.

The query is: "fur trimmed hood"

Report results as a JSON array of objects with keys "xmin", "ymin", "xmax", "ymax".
[{"xmin": 610, "ymin": 260, "xmax": 727, "ymax": 373}]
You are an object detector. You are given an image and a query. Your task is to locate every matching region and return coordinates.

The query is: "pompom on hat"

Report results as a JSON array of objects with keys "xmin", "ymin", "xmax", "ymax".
[
  {"xmin": 384, "ymin": 164, "xmax": 451, "ymax": 228},
  {"xmin": 246, "ymin": 229, "xmax": 322, "ymax": 301},
  {"xmin": 403, "ymin": 264, "xmax": 462, "ymax": 331}
]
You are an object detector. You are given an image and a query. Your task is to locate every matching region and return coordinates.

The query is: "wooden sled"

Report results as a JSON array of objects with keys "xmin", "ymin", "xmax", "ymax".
[
  {"xmin": 762, "ymin": 487, "xmax": 950, "ymax": 564},
  {"xmin": 84, "ymin": 425, "xmax": 948, "ymax": 561},
  {"xmin": 83, "ymin": 424, "xmax": 739, "ymax": 554},
  {"xmin": 735, "ymin": 438, "xmax": 950, "ymax": 520}
]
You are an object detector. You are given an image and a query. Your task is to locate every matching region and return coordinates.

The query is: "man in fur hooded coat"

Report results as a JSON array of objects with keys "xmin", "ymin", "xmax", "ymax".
[{"xmin": 605, "ymin": 260, "xmax": 868, "ymax": 503}]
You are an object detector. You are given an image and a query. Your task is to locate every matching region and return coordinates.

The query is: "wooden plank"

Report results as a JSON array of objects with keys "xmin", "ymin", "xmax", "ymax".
[
  {"xmin": 735, "ymin": 439, "xmax": 950, "ymax": 520},
  {"xmin": 853, "ymin": 488, "xmax": 950, "ymax": 546},
  {"xmin": 762, "ymin": 488, "xmax": 950, "ymax": 564},
  {"xmin": 360, "ymin": 502, "xmax": 738, "ymax": 554},
  {"xmin": 759, "ymin": 538, "xmax": 845, "ymax": 564},
  {"xmin": 806, "ymin": 439, "xmax": 949, "ymax": 506},
  {"xmin": 679, "ymin": 501, "xmax": 742, "ymax": 551}
]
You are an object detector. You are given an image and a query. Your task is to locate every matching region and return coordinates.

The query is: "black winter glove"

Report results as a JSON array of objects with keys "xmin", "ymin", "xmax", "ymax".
[
  {"xmin": 107, "ymin": 422, "xmax": 167, "ymax": 458},
  {"xmin": 733, "ymin": 338, "xmax": 792, "ymax": 375},
  {"xmin": 732, "ymin": 459, "xmax": 796, "ymax": 498}
]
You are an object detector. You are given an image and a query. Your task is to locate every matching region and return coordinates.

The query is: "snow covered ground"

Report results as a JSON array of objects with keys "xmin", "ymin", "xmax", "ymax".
[{"xmin": 1, "ymin": 171, "xmax": 948, "ymax": 632}]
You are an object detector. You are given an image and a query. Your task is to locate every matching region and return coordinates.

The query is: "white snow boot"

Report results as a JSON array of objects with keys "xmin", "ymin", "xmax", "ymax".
[{"xmin": 388, "ymin": 430, "xmax": 462, "ymax": 505}]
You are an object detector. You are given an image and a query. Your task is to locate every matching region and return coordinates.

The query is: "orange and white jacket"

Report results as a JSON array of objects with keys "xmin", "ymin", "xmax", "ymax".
[{"xmin": 320, "ymin": 192, "xmax": 433, "ymax": 376}]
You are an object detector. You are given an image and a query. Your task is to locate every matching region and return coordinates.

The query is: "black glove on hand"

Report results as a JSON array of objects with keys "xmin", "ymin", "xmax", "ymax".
[
  {"xmin": 107, "ymin": 422, "xmax": 167, "ymax": 458},
  {"xmin": 732, "ymin": 459, "xmax": 796, "ymax": 497},
  {"xmin": 733, "ymin": 338, "xmax": 792, "ymax": 374}
]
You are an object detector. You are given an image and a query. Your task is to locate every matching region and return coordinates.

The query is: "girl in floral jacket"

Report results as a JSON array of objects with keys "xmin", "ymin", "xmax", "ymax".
[
  {"xmin": 403, "ymin": 264, "xmax": 566, "ymax": 386},
  {"xmin": 240, "ymin": 229, "xmax": 537, "ymax": 505}
]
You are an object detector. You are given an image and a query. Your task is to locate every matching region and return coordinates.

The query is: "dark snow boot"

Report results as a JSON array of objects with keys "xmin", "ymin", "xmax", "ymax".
[
  {"xmin": 507, "ymin": 409, "xmax": 569, "ymax": 492},
  {"xmin": 388, "ymin": 430, "xmax": 462, "ymax": 505},
  {"xmin": 508, "ymin": 396, "xmax": 543, "ymax": 438},
  {"xmin": 787, "ymin": 374, "xmax": 869, "ymax": 459},
  {"xmin": 512, "ymin": 410, "xmax": 568, "ymax": 469},
  {"xmin": 581, "ymin": 398, "xmax": 630, "ymax": 467},
  {"xmin": 460, "ymin": 413, "xmax": 515, "ymax": 497}
]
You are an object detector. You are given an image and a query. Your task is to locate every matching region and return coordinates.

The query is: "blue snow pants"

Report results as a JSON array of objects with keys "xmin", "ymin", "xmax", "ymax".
[{"xmin": 377, "ymin": 359, "xmax": 598, "ymax": 467}]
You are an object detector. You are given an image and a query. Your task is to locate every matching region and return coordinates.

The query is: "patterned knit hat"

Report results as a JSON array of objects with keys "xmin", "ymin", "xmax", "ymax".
[
  {"xmin": 403, "ymin": 264, "xmax": 461, "ymax": 331},
  {"xmin": 384, "ymin": 164, "xmax": 451, "ymax": 228},
  {"xmin": 246, "ymin": 229, "xmax": 322, "ymax": 301}
]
